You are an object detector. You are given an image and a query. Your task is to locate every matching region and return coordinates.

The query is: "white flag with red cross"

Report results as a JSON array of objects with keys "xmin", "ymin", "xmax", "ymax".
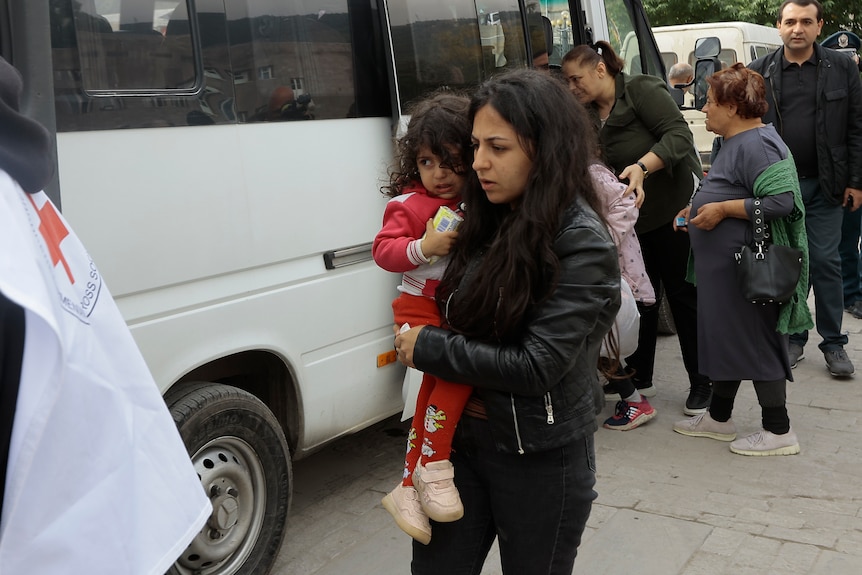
[{"xmin": 0, "ymin": 170, "xmax": 210, "ymax": 575}]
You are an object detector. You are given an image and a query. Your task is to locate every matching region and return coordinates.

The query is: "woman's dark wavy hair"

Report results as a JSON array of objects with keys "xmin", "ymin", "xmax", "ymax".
[
  {"xmin": 381, "ymin": 90, "xmax": 473, "ymax": 198},
  {"xmin": 438, "ymin": 68, "xmax": 603, "ymax": 341},
  {"xmin": 706, "ymin": 63, "xmax": 768, "ymax": 119}
]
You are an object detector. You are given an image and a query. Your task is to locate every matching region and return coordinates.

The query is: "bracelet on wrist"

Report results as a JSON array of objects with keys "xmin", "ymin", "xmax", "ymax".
[{"xmin": 636, "ymin": 161, "xmax": 649, "ymax": 178}]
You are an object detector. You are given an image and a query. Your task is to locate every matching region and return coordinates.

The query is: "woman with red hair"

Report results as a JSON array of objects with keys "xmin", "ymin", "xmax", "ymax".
[{"xmin": 672, "ymin": 63, "xmax": 812, "ymax": 456}]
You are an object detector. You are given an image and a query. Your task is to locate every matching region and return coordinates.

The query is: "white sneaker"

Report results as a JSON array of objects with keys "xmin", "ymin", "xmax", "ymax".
[
  {"xmin": 413, "ymin": 460, "xmax": 464, "ymax": 523},
  {"xmin": 672, "ymin": 412, "xmax": 736, "ymax": 441},
  {"xmin": 730, "ymin": 428, "xmax": 800, "ymax": 456},
  {"xmin": 381, "ymin": 483, "xmax": 432, "ymax": 544}
]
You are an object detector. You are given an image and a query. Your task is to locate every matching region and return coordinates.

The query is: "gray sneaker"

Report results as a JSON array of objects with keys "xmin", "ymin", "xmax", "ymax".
[
  {"xmin": 730, "ymin": 428, "xmax": 800, "ymax": 456},
  {"xmin": 788, "ymin": 343, "xmax": 804, "ymax": 369},
  {"xmin": 673, "ymin": 412, "xmax": 737, "ymax": 441},
  {"xmin": 824, "ymin": 349, "xmax": 855, "ymax": 377}
]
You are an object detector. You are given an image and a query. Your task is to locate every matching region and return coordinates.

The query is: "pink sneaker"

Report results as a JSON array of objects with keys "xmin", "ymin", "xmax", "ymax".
[
  {"xmin": 603, "ymin": 398, "xmax": 656, "ymax": 431},
  {"xmin": 413, "ymin": 460, "xmax": 464, "ymax": 522},
  {"xmin": 381, "ymin": 483, "xmax": 431, "ymax": 544}
]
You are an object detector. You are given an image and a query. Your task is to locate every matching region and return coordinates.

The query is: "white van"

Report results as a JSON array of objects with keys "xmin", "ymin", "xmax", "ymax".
[{"xmin": 653, "ymin": 22, "xmax": 782, "ymax": 168}]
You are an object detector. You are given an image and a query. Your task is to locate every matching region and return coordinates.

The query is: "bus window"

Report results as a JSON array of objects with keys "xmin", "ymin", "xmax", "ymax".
[
  {"xmin": 50, "ymin": 0, "xmax": 389, "ymax": 130},
  {"xmin": 51, "ymin": 0, "xmax": 210, "ymax": 130},
  {"xmin": 687, "ymin": 48, "xmax": 736, "ymax": 69},
  {"xmin": 602, "ymin": 0, "xmax": 665, "ymax": 78},
  {"xmin": 387, "ymin": 0, "xmax": 525, "ymax": 111},
  {"xmin": 229, "ymin": 0, "xmax": 369, "ymax": 122},
  {"xmin": 68, "ymin": 0, "xmax": 196, "ymax": 93},
  {"xmin": 661, "ymin": 52, "xmax": 678, "ymax": 70}
]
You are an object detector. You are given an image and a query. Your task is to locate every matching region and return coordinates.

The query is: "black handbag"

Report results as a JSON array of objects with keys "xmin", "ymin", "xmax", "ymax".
[{"xmin": 734, "ymin": 198, "xmax": 802, "ymax": 304}]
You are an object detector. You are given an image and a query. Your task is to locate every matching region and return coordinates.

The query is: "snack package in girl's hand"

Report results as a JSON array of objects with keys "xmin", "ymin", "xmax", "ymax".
[{"xmin": 429, "ymin": 206, "xmax": 463, "ymax": 264}]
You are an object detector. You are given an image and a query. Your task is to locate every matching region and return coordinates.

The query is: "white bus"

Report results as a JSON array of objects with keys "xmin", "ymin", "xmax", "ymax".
[{"xmin": 1, "ymin": 1, "xmax": 663, "ymax": 573}]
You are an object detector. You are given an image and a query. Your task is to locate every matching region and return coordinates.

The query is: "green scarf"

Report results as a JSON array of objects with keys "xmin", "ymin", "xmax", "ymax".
[
  {"xmin": 686, "ymin": 157, "xmax": 814, "ymax": 334},
  {"xmin": 753, "ymin": 157, "xmax": 813, "ymax": 334}
]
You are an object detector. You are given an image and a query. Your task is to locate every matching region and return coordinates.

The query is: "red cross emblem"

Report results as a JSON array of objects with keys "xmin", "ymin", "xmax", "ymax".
[{"xmin": 27, "ymin": 195, "xmax": 75, "ymax": 284}]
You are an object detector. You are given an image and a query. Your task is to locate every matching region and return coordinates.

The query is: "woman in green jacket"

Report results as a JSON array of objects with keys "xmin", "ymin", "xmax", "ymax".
[{"xmin": 562, "ymin": 41, "xmax": 711, "ymax": 417}]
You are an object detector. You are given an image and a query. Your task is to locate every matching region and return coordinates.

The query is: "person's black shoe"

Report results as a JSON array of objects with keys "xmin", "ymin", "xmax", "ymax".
[
  {"xmin": 846, "ymin": 301, "xmax": 862, "ymax": 320},
  {"xmin": 824, "ymin": 349, "xmax": 855, "ymax": 377},
  {"xmin": 684, "ymin": 382, "xmax": 712, "ymax": 416},
  {"xmin": 788, "ymin": 343, "xmax": 804, "ymax": 369}
]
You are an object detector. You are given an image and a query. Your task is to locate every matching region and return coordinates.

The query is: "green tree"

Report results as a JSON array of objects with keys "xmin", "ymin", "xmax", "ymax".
[{"xmin": 643, "ymin": 0, "xmax": 861, "ymax": 38}]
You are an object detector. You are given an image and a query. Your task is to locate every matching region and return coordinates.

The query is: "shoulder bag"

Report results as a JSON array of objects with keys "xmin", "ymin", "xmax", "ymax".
[{"xmin": 734, "ymin": 198, "xmax": 802, "ymax": 304}]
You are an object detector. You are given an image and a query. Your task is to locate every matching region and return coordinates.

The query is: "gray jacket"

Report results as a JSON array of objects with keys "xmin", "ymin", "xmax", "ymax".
[
  {"xmin": 749, "ymin": 43, "xmax": 862, "ymax": 203},
  {"xmin": 413, "ymin": 200, "xmax": 620, "ymax": 455}
]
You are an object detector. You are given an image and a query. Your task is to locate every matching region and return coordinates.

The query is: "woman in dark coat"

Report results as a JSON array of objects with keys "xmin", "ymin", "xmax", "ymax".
[{"xmin": 561, "ymin": 41, "xmax": 711, "ymax": 417}]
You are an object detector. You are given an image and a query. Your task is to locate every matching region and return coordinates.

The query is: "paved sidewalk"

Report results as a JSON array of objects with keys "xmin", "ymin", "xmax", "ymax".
[{"xmin": 273, "ymin": 308, "xmax": 862, "ymax": 575}]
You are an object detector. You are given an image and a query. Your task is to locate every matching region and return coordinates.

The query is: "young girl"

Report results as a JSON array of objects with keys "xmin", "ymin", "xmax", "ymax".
[
  {"xmin": 592, "ymin": 162, "xmax": 658, "ymax": 431},
  {"xmin": 372, "ymin": 92, "xmax": 474, "ymax": 545},
  {"xmin": 394, "ymin": 69, "xmax": 620, "ymax": 575}
]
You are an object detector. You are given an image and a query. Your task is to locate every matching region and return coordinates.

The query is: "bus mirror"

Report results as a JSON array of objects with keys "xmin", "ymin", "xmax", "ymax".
[
  {"xmin": 693, "ymin": 58, "xmax": 719, "ymax": 110},
  {"xmin": 694, "ymin": 36, "xmax": 721, "ymax": 59}
]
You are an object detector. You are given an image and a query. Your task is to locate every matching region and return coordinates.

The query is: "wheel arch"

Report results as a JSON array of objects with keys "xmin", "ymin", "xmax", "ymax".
[{"xmin": 167, "ymin": 350, "xmax": 302, "ymax": 455}]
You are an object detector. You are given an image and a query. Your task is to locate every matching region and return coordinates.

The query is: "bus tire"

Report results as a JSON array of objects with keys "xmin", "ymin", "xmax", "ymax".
[{"xmin": 164, "ymin": 382, "xmax": 291, "ymax": 575}]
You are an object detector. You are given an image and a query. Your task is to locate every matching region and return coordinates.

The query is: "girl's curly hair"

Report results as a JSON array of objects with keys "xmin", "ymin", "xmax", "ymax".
[{"xmin": 381, "ymin": 90, "xmax": 473, "ymax": 198}]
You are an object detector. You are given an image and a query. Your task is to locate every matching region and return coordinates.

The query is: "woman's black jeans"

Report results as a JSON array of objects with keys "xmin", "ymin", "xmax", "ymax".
[
  {"xmin": 627, "ymin": 223, "xmax": 709, "ymax": 388},
  {"xmin": 411, "ymin": 415, "xmax": 597, "ymax": 575}
]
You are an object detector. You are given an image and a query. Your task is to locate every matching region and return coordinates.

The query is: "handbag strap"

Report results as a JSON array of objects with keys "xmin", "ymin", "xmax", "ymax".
[{"xmin": 752, "ymin": 198, "xmax": 768, "ymax": 245}]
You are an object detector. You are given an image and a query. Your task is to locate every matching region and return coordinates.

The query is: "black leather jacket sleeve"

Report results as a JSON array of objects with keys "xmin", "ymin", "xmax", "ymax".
[{"xmin": 413, "ymin": 211, "xmax": 620, "ymax": 398}]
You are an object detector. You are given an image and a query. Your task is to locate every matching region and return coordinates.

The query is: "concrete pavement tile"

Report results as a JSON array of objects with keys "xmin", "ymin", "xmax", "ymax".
[
  {"xmin": 707, "ymin": 491, "xmax": 771, "ymax": 514},
  {"xmin": 736, "ymin": 507, "xmax": 806, "ymax": 529},
  {"xmin": 770, "ymin": 502, "xmax": 862, "ymax": 531},
  {"xmin": 762, "ymin": 524, "xmax": 840, "ymax": 547},
  {"xmin": 698, "ymin": 513, "xmax": 767, "ymax": 535},
  {"xmin": 769, "ymin": 541, "xmax": 820, "ymax": 573},
  {"xmin": 279, "ymin": 506, "xmax": 408, "ymax": 575},
  {"xmin": 732, "ymin": 568, "xmax": 778, "ymax": 575},
  {"xmin": 678, "ymin": 551, "xmax": 737, "ymax": 574},
  {"xmin": 576, "ymin": 509, "xmax": 712, "ymax": 574},
  {"xmin": 728, "ymin": 535, "xmax": 782, "ymax": 569},
  {"xmin": 810, "ymin": 549, "xmax": 862, "ymax": 575},
  {"xmin": 282, "ymin": 508, "xmax": 358, "ymax": 549},
  {"xmin": 586, "ymin": 503, "xmax": 620, "ymax": 529},
  {"xmin": 297, "ymin": 521, "xmax": 413, "ymax": 575},
  {"xmin": 700, "ymin": 526, "xmax": 747, "ymax": 556},
  {"xmin": 835, "ymin": 527, "xmax": 862, "ymax": 555}
]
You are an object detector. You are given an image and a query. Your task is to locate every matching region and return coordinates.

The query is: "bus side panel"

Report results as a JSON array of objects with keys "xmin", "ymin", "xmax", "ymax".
[{"xmin": 51, "ymin": 0, "xmax": 405, "ymax": 456}]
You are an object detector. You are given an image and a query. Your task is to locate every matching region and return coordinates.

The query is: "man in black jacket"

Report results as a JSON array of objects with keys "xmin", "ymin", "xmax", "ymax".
[
  {"xmin": 821, "ymin": 31, "xmax": 862, "ymax": 320},
  {"xmin": 749, "ymin": 0, "xmax": 862, "ymax": 377}
]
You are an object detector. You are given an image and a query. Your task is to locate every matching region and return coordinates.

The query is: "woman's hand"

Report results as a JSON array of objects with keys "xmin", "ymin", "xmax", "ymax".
[
  {"xmin": 393, "ymin": 324, "xmax": 426, "ymax": 368},
  {"xmin": 688, "ymin": 202, "xmax": 726, "ymax": 230},
  {"xmin": 618, "ymin": 164, "xmax": 646, "ymax": 208},
  {"xmin": 673, "ymin": 205, "xmax": 691, "ymax": 232}
]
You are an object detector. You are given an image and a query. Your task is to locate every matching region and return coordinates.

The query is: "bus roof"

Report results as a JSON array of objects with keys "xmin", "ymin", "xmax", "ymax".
[{"xmin": 653, "ymin": 21, "xmax": 780, "ymax": 43}]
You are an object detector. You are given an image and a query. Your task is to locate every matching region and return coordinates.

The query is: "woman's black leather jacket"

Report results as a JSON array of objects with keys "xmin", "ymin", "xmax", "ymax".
[{"xmin": 413, "ymin": 200, "xmax": 620, "ymax": 454}]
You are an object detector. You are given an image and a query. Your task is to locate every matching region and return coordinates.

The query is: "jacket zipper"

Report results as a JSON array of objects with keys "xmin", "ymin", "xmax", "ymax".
[
  {"xmin": 544, "ymin": 392, "xmax": 555, "ymax": 424},
  {"xmin": 510, "ymin": 394, "xmax": 525, "ymax": 454}
]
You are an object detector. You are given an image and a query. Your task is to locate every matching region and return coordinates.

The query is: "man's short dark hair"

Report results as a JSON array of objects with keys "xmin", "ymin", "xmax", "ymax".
[{"xmin": 778, "ymin": 0, "xmax": 822, "ymax": 23}]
